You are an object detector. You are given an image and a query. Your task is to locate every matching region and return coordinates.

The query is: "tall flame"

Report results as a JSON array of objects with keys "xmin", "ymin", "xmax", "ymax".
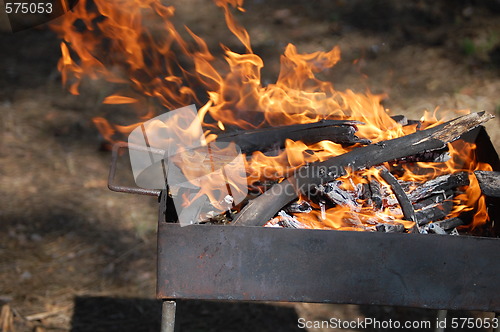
[{"xmin": 51, "ymin": 0, "xmax": 493, "ymax": 232}]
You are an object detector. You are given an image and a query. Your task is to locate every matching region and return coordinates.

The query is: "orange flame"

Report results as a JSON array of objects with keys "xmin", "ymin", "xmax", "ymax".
[{"xmin": 51, "ymin": 0, "xmax": 495, "ymax": 232}]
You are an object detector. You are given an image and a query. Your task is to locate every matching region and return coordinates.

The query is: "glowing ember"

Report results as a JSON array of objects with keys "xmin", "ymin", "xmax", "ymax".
[{"xmin": 51, "ymin": 0, "xmax": 494, "ymax": 232}]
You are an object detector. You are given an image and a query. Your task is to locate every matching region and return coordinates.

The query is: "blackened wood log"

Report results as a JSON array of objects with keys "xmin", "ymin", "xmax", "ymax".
[
  {"xmin": 232, "ymin": 112, "xmax": 492, "ymax": 226},
  {"xmin": 385, "ymin": 175, "xmax": 464, "ymax": 207},
  {"xmin": 320, "ymin": 181, "xmax": 359, "ymax": 209},
  {"xmin": 391, "ymin": 149, "xmax": 450, "ymax": 164},
  {"xmin": 368, "ymin": 180, "xmax": 383, "ymax": 210},
  {"xmin": 415, "ymin": 200, "xmax": 453, "ymax": 226},
  {"xmin": 283, "ymin": 201, "xmax": 312, "ymax": 214},
  {"xmin": 407, "ymin": 172, "xmax": 469, "ymax": 202},
  {"xmin": 412, "ymin": 190, "xmax": 452, "ymax": 210},
  {"xmin": 379, "ymin": 167, "xmax": 418, "ymax": 231},
  {"xmin": 232, "ymin": 178, "xmax": 296, "ymax": 226},
  {"xmin": 215, "ymin": 120, "xmax": 370, "ymax": 154},
  {"xmin": 474, "ymin": 171, "xmax": 500, "ymax": 197},
  {"xmin": 295, "ymin": 113, "xmax": 490, "ymax": 192},
  {"xmin": 386, "ymin": 182, "xmax": 461, "ymax": 207},
  {"xmin": 359, "ymin": 182, "xmax": 371, "ymax": 200},
  {"xmin": 431, "ymin": 217, "xmax": 466, "ymax": 230}
]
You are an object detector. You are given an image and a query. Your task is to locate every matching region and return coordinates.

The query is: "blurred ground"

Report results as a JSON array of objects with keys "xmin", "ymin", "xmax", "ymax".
[{"xmin": 1, "ymin": 0, "xmax": 500, "ymax": 331}]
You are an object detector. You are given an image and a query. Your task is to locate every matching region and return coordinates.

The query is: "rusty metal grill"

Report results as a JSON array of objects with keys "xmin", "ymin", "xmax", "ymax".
[
  {"xmin": 108, "ymin": 126, "xmax": 500, "ymax": 331},
  {"xmin": 157, "ymin": 210, "xmax": 500, "ymax": 310},
  {"xmin": 153, "ymin": 127, "xmax": 500, "ymax": 331}
]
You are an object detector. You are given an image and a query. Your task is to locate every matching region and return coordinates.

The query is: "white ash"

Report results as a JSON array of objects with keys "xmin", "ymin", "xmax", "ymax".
[
  {"xmin": 319, "ymin": 200, "xmax": 326, "ymax": 221},
  {"xmin": 381, "ymin": 185, "xmax": 400, "ymax": 207},
  {"xmin": 264, "ymin": 211, "xmax": 309, "ymax": 229},
  {"xmin": 434, "ymin": 152, "xmax": 451, "ymax": 163},
  {"xmin": 223, "ymin": 195, "xmax": 234, "ymax": 205},
  {"xmin": 355, "ymin": 183, "xmax": 365, "ymax": 198},
  {"xmin": 319, "ymin": 181, "xmax": 360, "ymax": 211},
  {"xmin": 375, "ymin": 223, "xmax": 405, "ymax": 233},
  {"xmin": 426, "ymin": 223, "xmax": 447, "ymax": 235},
  {"xmin": 390, "ymin": 205, "xmax": 403, "ymax": 213}
]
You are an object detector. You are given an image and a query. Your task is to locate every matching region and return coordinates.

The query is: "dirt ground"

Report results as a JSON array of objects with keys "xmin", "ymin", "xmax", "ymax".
[{"xmin": 1, "ymin": 0, "xmax": 500, "ymax": 331}]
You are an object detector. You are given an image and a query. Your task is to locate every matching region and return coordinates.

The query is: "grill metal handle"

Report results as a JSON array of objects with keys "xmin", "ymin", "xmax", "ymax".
[{"xmin": 108, "ymin": 142, "xmax": 162, "ymax": 197}]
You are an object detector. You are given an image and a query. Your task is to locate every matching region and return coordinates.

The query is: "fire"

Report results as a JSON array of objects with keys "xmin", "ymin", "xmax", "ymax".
[
  {"xmin": 289, "ymin": 139, "xmax": 492, "ymax": 232},
  {"xmin": 51, "ymin": 0, "xmax": 494, "ymax": 232}
]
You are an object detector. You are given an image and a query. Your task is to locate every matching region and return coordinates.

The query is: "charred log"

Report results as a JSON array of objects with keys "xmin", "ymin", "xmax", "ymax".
[
  {"xmin": 295, "ymin": 112, "xmax": 490, "ymax": 192},
  {"xmin": 359, "ymin": 182, "xmax": 371, "ymax": 200},
  {"xmin": 319, "ymin": 181, "xmax": 359, "ymax": 210},
  {"xmin": 283, "ymin": 201, "xmax": 312, "ymax": 214},
  {"xmin": 390, "ymin": 149, "xmax": 450, "ymax": 164},
  {"xmin": 215, "ymin": 120, "xmax": 370, "ymax": 154},
  {"xmin": 430, "ymin": 217, "xmax": 466, "ymax": 230},
  {"xmin": 231, "ymin": 178, "xmax": 297, "ymax": 226},
  {"xmin": 407, "ymin": 172, "xmax": 469, "ymax": 202},
  {"xmin": 412, "ymin": 190, "xmax": 452, "ymax": 210},
  {"xmin": 384, "ymin": 177, "xmax": 464, "ymax": 207},
  {"xmin": 368, "ymin": 180, "xmax": 383, "ymax": 210},
  {"xmin": 379, "ymin": 167, "xmax": 418, "ymax": 231},
  {"xmin": 232, "ymin": 112, "xmax": 492, "ymax": 226},
  {"xmin": 474, "ymin": 171, "xmax": 500, "ymax": 197},
  {"xmin": 415, "ymin": 200, "xmax": 453, "ymax": 225}
]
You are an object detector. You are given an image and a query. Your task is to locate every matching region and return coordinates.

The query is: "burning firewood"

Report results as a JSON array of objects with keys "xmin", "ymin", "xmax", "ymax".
[
  {"xmin": 358, "ymin": 172, "xmax": 466, "ymax": 208},
  {"xmin": 216, "ymin": 115, "xmax": 423, "ymax": 155},
  {"xmin": 214, "ymin": 119, "xmax": 370, "ymax": 154},
  {"xmin": 378, "ymin": 166, "xmax": 419, "ymax": 232},
  {"xmin": 412, "ymin": 190, "xmax": 452, "ymax": 210},
  {"xmin": 293, "ymin": 112, "xmax": 490, "ymax": 191},
  {"xmin": 368, "ymin": 180, "xmax": 384, "ymax": 210},
  {"xmin": 474, "ymin": 170, "xmax": 500, "ymax": 197},
  {"xmin": 283, "ymin": 201, "xmax": 312, "ymax": 214},
  {"xmin": 415, "ymin": 200, "xmax": 453, "ymax": 226},
  {"xmin": 404, "ymin": 172, "xmax": 469, "ymax": 202},
  {"xmin": 232, "ymin": 112, "xmax": 493, "ymax": 227},
  {"xmin": 427, "ymin": 217, "xmax": 466, "ymax": 231},
  {"xmin": 264, "ymin": 211, "xmax": 309, "ymax": 229},
  {"xmin": 318, "ymin": 181, "xmax": 360, "ymax": 211},
  {"xmin": 389, "ymin": 149, "xmax": 450, "ymax": 164}
]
